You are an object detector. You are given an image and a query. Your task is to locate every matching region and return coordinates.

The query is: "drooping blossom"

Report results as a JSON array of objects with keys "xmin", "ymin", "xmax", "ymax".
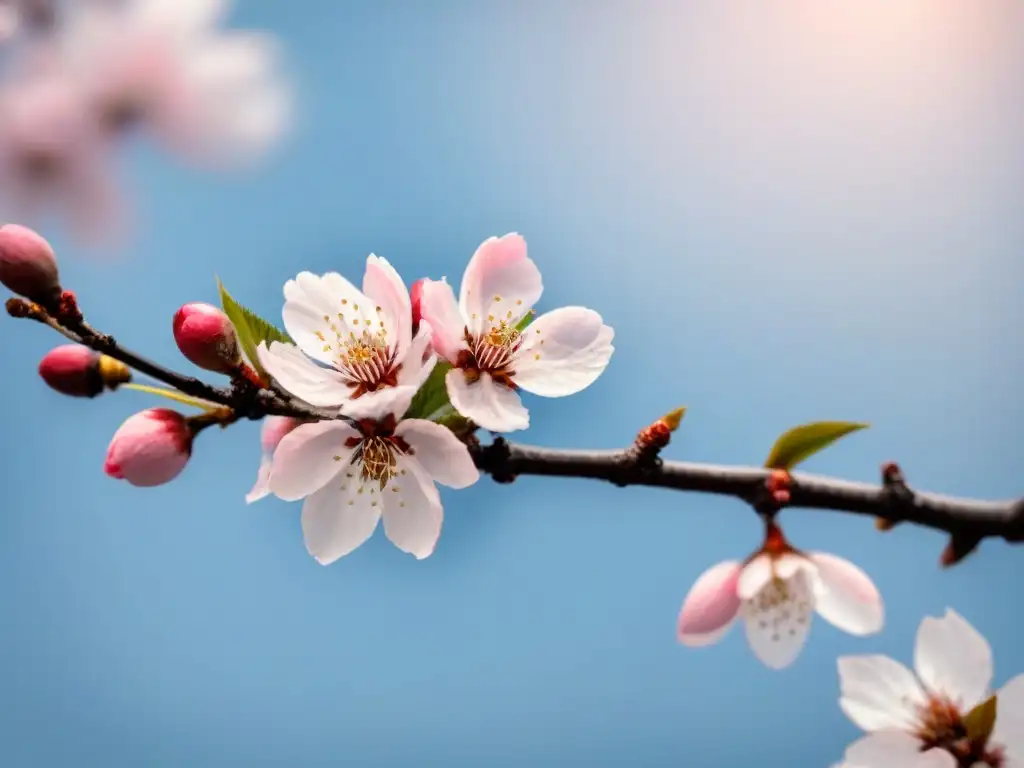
[
  {"xmin": 266, "ymin": 387, "xmax": 480, "ymax": 563},
  {"xmin": 417, "ymin": 233, "xmax": 614, "ymax": 432},
  {"xmin": 676, "ymin": 521, "xmax": 883, "ymax": 669},
  {"xmin": 60, "ymin": 0, "xmax": 290, "ymax": 166},
  {"xmin": 246, "ymin": 415, "xmax": 301, "ymax": 504},
  {"xmin": 104, "ymin": 408, "xmax": 193, "ymax": 487},
  {"xmin": 837, "ymin": 608, "xmax": 1024, "ymax": 768},
  {"xmin": 256, "ymin": 255, "xmax": 435, "ymax": 419}
]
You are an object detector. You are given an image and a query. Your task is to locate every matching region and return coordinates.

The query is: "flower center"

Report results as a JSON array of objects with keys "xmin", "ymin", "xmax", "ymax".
[
  {"xmin": 915, "ymin": 696, "xmax": 1004, "ymax": 767},
  {"xmin": 341, "ymin": 415, "xmax": 413, "ymax": 491},
  {"xmin": 314, "ymin": 303, "xmax": 400, "ymax": 398},
  {"xmin": 456, "ymin": 319, "xmax": 526, "ymax": 388}
]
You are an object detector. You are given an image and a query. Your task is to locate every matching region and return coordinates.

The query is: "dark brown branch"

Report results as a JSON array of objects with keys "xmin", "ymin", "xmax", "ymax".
[{"xmin": 470, "ymin": 439, "xmax": 1024, "ymax": 544}]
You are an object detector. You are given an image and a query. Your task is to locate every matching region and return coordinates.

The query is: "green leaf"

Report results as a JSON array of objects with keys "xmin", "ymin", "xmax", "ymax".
[
  {"xmin": 515, "ymin": 311, "xmax": 536, "ymax": 332},
  {"xmin": 404, "ymin": 361, "xmax": 453, "ymax": 420},
  {"xmin": 122, "ymin": 383, "xmax": 221, "ymax": 411},
  {"xmin": 216, "ymin": 278, "xmax": 292, "ymax": 376},
  {"xmin": 763, "ymin": 421, "xmax": 869, "ymax": 470},
  {"xmin": 963, "ymin": 695, "xmax": 997, "ymax": 744}
]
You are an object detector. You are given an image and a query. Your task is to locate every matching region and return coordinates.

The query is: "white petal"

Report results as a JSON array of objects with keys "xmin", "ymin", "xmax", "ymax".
[
  {"xmin": 363, "ymin": 254, "xmax": 413, "ymax": 365},
  {"xmin": 396, "ymin": 324, "xmax": 438, "ymax": 390},
  {"xmin": 381, "ymin": 455, "xmax": 443, "ymax": 559},
  {"xmin": 742, "ymin": 569, "xmax": 814, "ymax": 670},
  {"xmin": 256, "ymin": 341, "xmax": 350, "ymax": 408},
  {"xmin": 737, "ymin": 554, "xmax": 773, "ymax": 600},
  {"xmin": 341, "ymin": 385, "xmax": 418, "ymax": 422},
  {"xmin": 268, "ymin": 421, "xmax": 358, "ymax": 501},
  {"xmin": 135, "ymin": 0, "xmax": 227, "ymax": 35},
  {"xmin": 676, "ymin": 560, "xmax": 743, "ymax": 646},
  {"xmin": 282, "ymin": 271, "xmax": 375, "ymax": 366},
  {"xmin": 512, "ymin": 307, "xmax": 614, "ymax": 398},
  {"xmin": 458, "ymin": 233, "xmax": 542, "ymax": 336},
  {"xmin": 245, "ymin": 455, "xmax": 272, "ymax": 504},
  {"xmin": 843, "ymin": 732, "xmax": 951, "ymax": 768},
  {"xmin": 992, "ymin": 674, "xmax": 1024, "ymax": 761},
  {"xmin": 914, "ymin": 608, "xmax": 993, "ymax": 711},
  {"xmin": 418, "ymin": 278, "xmax": 467, "ymax": 363},
  {"xmin": 395, "ymin": 419, "xmax": 480, "ymax": 489},
  {"xmin": 809, "ymin": 552, "xmax": 885, "ymax": 636},
  {"xmin": 837, "ymin": 655, "xmax": 927, "ymax": 732},
  {"xmin": 446, "ymin": 369, "xmax": 529, "ymax": 433},
  {"xmin": 301, "ymin": 477, "xmax": 382, "ymax": 565}
]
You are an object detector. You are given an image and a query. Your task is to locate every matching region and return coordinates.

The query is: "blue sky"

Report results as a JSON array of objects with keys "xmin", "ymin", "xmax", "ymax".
[{"xmin": 1, "ymin": 1, "xmax": 1022, "ymax": 766}]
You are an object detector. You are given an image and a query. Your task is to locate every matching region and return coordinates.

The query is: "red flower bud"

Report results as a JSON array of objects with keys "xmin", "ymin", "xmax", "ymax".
[
  {"xmin": 104, "ymin": 408, "xmax": 193, "ymax": 487},
  {"xmin": 0, "ymin": 224, "xmax": 61, "ymax": 306},
  {"xmin": 172, "ymin": 302, "xmax": 241, "ymax": 375},
  {"xmin": 38, "ymin": 345, "xmax": 132, "ymax": 398}
]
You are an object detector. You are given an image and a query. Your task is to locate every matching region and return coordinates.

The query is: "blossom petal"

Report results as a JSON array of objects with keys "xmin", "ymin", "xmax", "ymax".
[
  {"xmin": 381, "ymin": 455, "xmax": 443, "ymax": 559},
  {"xmin": 737, "ymin": 554, "xmax": 773, "ymax": 600},
  {"xmin": 677, "ymin": 560, "xmax": 743, "ymax": 646},
  {"xmin": 256, "ymin": 341, "xmax": 350, "ymax": 408},
  {"xmin": 301, "ymin": 478, "xmax": 382, "ymax": 565},
  {"xmin": 992, "ymin": 674, "xmax": 1024, "ymax": 761},
  {"xmin": 396, "ymin": 324, "xmax": 438, "ymax": 390},
  {"xmin": 843, "ymin": 731, "xmax": 953, "ymax": 768},
  {"xmin": 458, "ymin": 233, "xmax": 542, "ymax": 337},
  {"xmin": 268, "ymin": 420, "xmax": 358, "ymax": 501},
  {"xmin": 282, "ymin": 271, "xmax": 374, "ymax": 365},
  {"xmin": 742, "ymin": 569, "xmax": 814, "ymax": 669},
  {"xmin": 341, "ymin": 385, "xmax": 418, "ymax": 422},
  {"xmin": 245, "ymin": 455, "xmax": 272, "ymax": 504},
  {"xmin": 395, "ymin": 419, "xmax": 480, "ymax": 489},
  {"xmin": 446, "ymin": 369, "xmax": 528, "ymax": 432},
  {"xmin": 837, "ymin": 655, "xmax": 926, "ymax": 732},
  {"xmin": 914, "ymin": 608, "xmax": 993, "ymax": 711},
  {"xmin": 418, "ymin": 278, "xmax": 467, "ymax": 362},
  {"xmin": 135, "ymin": 0, "xmax": 228, "ymax": 35},
  {"xmin": 512, "ymin": 308, "xmax": 614, "ymax": 397},
  {"xmin": 363, "ymin": 254, "xmax": 413, "ymax": 363},
  {"xmin": 809, "ymin": 552, "xmax": 884, "ymax": 636}
]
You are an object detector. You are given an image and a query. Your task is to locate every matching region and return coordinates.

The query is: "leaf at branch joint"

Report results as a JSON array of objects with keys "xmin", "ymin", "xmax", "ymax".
[
  {"xmin": 216, "ymin": 278, "xmax": 292, "ymax": 376},
  {"xmin": 405, "ymin": 362, "xmax": 453, "ymax": 420},
  {"xmin": 764, "ymin": 421, "xmax": 869, "ymax": 470},
  {"xmin": 963, "ymin": 695, "xmax": 997, "ymax": 744}
]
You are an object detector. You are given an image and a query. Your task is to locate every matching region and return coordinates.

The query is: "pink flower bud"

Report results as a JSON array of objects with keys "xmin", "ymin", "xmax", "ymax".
[
  {"xmin": 172, "ymin": 302, "xmax": 241, "ymax": 374},
  {"xmin": 104, "ymin": 408, "xmax": 193, "ymax": 487},
  {"xmin": 39, "ymin": 344, "xmax": 102, "ymax": 397},
  {"xmin": 410, "ymin": 278, "xmax": 425, "ymax": 335},
  {"xmin": 0, "ymin": 224, "xmax": 61, "ymax": 305}
]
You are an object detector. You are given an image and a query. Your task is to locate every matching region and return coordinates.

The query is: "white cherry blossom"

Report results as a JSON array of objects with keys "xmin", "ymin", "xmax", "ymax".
[
  {"xmin": 266, "ymin": 388, "xmax": 480, "ymax": 563},
  {"xmin": 256, "ymin": 255, "xmax": 435, "ymax": 419},
  {"xmin": 837, "ymin": 609, "xmax": 1024, "ymax": 768},
  {"xmin": 676, "ymin": 522, "xmax": 883, "ymax": 669},
  {"xmin": 417, "ymin": 233, "xmax": 614, "ymax": 433},
  {"xmin": 246, "ymin": 416, "xmax": 301, "ymax": 504}
]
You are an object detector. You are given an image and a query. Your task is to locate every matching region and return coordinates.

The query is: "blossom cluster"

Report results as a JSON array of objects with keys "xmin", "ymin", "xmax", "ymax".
[{"xmin": 0, "ymin": 0, "xmax": 289, "ymax": 241}]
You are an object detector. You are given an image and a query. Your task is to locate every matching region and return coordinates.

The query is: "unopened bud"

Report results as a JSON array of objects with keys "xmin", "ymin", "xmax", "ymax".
[
  {"xmin": 172, "ymin": 302, "xmax": 241, "ymax": 375},
  {"xmin": 0, "ymin": 224, "xmax": 60, "ymax": 306},
  {"xmin": 38, "ymin": 344, "xmax": 131, "ymax": 398},
  {"xmin": 410, "ymin": 278, "xmax": 425, "ymax": 335},
  {"xmin": 104, "ymin": 408, "xmax": 193, "ymax": 487}
]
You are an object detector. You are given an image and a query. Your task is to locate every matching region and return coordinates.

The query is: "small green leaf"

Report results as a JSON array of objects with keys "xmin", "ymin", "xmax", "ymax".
[
  {"xmin": 216, "ymin": 278, "xmax": 292, "ymax": 376},
  {"xmin": 963, "ymin": 695, "xmax": 997, "ymax": 744},
  {"xmin": 122, "ymin": 383, "xmax": 221, "ymax": 411},
  {"xmin": 405, "ymin": 362, "xmax": 453, "ymax": 420},
  {"xmin": 764, "ymin": 421, "xmax": 869, "ymax": 470},
  {"xmin": 515, "ymin": 312, "xmax": 535, "ymax": 332}
]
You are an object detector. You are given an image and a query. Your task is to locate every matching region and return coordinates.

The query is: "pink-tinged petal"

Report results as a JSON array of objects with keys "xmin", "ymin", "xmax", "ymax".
[
  {"xmin": 458, "ymin": 233, "xmax": 542, "ymax": 336},
  {"xmin": 135, "ymin": 0, "xmax": 228, "ymax": 35},
  {"xmin": 837, "ymin": 655, "xmax": 926, "ymax": 732},
  {"xmin": 363, "ymin": 253, "xmax": 412, "ymax": 363},
  {"xmin": 281, "ymin": 271, "xmax": 367, "ymax": 365},
  {"xmin": 808, "ymin": 552, "xmax": 884, "ymax": 636},
  {"xmin": 396, "ymin": 323, "xmax": 437, "ymax": 390},
  {"xmin": 742, "ymin": 570, "xmax": 814, "ymax": 670},
  {"xmin": 773, "ymin": 553, "xmax": 813, "ymax": 581},
  {"xmin": 914, "ymin": 608, "xmax": 993, "ymax": 712},
  {"xmin": 992, "ymin": 674, "xmax": 1024, "ymax": 760},
  {"xmin": 446, "ymin": 369, "xmax": 529, "ymax": 433},
  {"xmin": 301, "ymin": 478, "xmax": 381, "ymax": 565},
  {"xmin": 513, "ymin": 307, "xmax": 614, "ymax": 397},
  {"xmin": 737, "ymin": 554, "xmax": 773, "ymax": 600},
  {"xmin": 341, "ymin": 385, "xmax": 418, "ymax": 422},
  {"xmin": 255, "ymin": 341, "xmax": 350, "ymax": 408},
  {"xmin": 418, "ymin": 278, "xmax": 467, "ymax": 363},
  {"xmin": 381, "ymin": 454, "xmax": 443, "ymax": 559},
  {"xmin": 268, "ymin": 420, "xmax": 358, "ymax": 502},
  {"xmin": 843, "ymin": 731, "xmax": 951, "ymax": 768},
  {"xmin": 260, "ymin": 416, "xmax": 301, "ymax": 454},
  {"xmin": 395, "ymin": 419, "xmax": 480, "ymax": 489},
  {"xmin": 677, "ymin": 560, "xmax": 743, "ymax": 646},
  {"xmin": 245, "ymin": 455, "xmax": 273, "ymax": 504}
]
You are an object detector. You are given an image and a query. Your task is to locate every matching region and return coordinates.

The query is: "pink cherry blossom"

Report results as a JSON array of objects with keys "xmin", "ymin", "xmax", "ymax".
[
  {"xmin": 104, "ymin": 408, "xmax": 193, "ymax": 487},
  {"xmin": 417, "ymin": 233, "xmax": 614, "ymax": 433},
  {"xmin": 266, "ymin": 388, "xmax": 479, "ymax": 563},
  {"xmin": 256, "ymin": 255, "xmax": 435, "ymax": 420},
  {"xmin": 677, "ymin": 522, "xmax": 884, "ymax": 669},
  {"xmin": 246, "ymin": 415, "xmax": 301, "ymax": 504},
  {"xmin": 837, "ymin": 609, "xmax": 1024, "ymax": 767}
]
